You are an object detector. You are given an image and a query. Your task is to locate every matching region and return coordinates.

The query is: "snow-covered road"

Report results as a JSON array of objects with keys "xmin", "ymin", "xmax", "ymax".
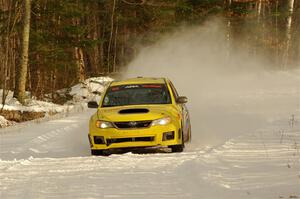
[
  {"xmin": 0, "ymin": 111, "xmax": 92, "ymax": 160},
  {"xmin": 0, "ymin": 109, "xmax": 299, "ymax": 198},
  {"xmin": 1, "ymin": 70, "xmax": 300, "ymax": 198}
]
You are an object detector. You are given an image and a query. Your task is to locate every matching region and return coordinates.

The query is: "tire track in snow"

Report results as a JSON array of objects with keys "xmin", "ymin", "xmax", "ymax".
[
  {"xmin": 0, "ymin": 110, "xmax": 92, "ymax": 160},
  {"xmin": 1, "ymin": 109, "xmax": 300, "ymax": 198},
  {"xmin": 1, "ymin": 128, "xmax": 299, "ymax": 198}
]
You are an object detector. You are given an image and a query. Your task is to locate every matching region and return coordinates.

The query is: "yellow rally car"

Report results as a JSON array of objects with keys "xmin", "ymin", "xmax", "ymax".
[{"xmin": 87, "ymin": 77, "xmax": 191, "ymax": 155}]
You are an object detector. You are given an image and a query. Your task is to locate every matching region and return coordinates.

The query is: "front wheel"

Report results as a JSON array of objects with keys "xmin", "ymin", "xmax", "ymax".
[
  {"xmin": 169, "ymin": 144, "xmax": 184, "ymax": 153},
  {"xmin": 91, "ymin": 149, "xmax": 108, "ymax": 156},
  {"xmin": 169, "ymin": 129, "xmax": 184, "ymax": 153}
]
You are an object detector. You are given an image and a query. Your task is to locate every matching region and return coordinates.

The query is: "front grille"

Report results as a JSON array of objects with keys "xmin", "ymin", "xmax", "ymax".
[
  {"xmin": 114, "ymin": 121, "xmax": 152, "ymax": 129},
  {"xmin": 106, "ymin": 136, "xmax": 154, "ymax": 145}
]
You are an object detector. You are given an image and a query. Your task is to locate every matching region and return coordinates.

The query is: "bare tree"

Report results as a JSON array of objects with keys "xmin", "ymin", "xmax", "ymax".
[
  {"xmin": 14, "ymin": 0, "xmax": 31, "ymax": 104},
  {"xmin": 107, "ymin": 0, "xmax": 117, "ymax": 73},
  {"xmin": 283, "ymin": 0, "xmax": 295, "ymax": 69},
  {"xmin": 1, "ymin": 1, "xmax": 12, "ymax": 111}
]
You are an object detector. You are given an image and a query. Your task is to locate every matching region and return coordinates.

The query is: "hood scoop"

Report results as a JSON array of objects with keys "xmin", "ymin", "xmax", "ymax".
[{"xmin": 119, "ymin": 108, "xmax": 149, "ymax": 114}]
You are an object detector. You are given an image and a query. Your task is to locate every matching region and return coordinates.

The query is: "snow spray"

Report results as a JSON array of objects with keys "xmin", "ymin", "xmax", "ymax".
[{"xmin": 122, "ymin": 19, "xmax": 300, "ymax": 148}]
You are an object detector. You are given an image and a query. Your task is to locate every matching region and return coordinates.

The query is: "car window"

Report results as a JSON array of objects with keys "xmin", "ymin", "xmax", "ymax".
[{"xmin": 102, "ymin": 84, "xmax": 171, "ymax": 107}]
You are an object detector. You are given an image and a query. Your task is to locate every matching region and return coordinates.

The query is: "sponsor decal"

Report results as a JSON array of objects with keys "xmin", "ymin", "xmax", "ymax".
[
  {"xmin": 142, "ymin": 85, "xmax": 162, "ymax": 88},
  {"xmin": 124, "ymin": 85, "xmax": 139, "ymax": 89},
  {"xmin": 111, "ymin": 84, "xmax": 164, "ymax": 91},
  {"xmin": 111, "ymin": 87, "xmax": 120, "ymax": 91}
]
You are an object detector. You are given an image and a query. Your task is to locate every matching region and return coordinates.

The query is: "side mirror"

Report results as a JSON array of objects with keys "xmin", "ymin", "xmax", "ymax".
[
  {"xmin": 87, "ymin": 101, "xmax": 99, "ymax": 108},
  {"xmin": 176, "ymin": 96, "xmax": 188, "ymax": 104}
]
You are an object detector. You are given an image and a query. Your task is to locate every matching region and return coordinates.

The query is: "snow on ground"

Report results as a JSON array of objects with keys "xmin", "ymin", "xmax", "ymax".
[
  {"xmin": 1, "ymin": 97, "xmax": 67, "ymax": 113},
  {"xmin": 0, "ymin": 73, "xmax": 299, "ymax": 198},
  {"xmin": 0, "ymin": 76, "xmax": 112, "ymax": 113},
  {"xmin": 0, "ymin": 116, "xmax": 14, "ymax": 128},
  {"xmin": 69, "ymin": 76, "xmax": 113, "ymax": 100},
  {"xmin": 0, "ymin": 90, "xmax": 64, "ymax": 113},
  {"xmin": 0, "ymin": 109, "xmax": 299, "ymax": 198}
]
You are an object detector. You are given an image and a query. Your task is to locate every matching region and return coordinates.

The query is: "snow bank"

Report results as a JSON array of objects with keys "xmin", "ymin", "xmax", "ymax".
[
  {"xmin": 0, "ymin": 116, "xmax": 14, "ymax": 128},
  {"xmin": 1, "ymin": 97, "xmax": 66, "ymax": 113},
  {"xmin": 0, "ymin": 76, "xmax": 113, "ymax": 128},
  {"xmin": 69, "ymin": 76, "xmax": 113, "ymax": 102}
]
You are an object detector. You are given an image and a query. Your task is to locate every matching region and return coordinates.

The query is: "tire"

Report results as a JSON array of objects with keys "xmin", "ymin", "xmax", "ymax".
[
  {"xmin": 170, "ymin": 144, "xmax": 184, "ymax": 153},
  {"xmin": 91, "ymin": 149, "xmax": 107, "ymax": 156},
  {"xmin": 169, "ymin": 129, "xmax": 184, "ymax": 153}
]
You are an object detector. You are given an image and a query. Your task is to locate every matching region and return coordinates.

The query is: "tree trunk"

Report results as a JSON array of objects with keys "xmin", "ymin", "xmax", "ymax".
[
  {"xmin": 1, "ymin": 0, "xmax": 12, "ymax": 111},
  {"xmin": 107, "ymin": 0, "xmax": 116, "ymax": 74},
  {"xmin": 113, "ymin": 20, "xmax": 118, "ymax": 73},
  {"xmin": 14, "ymin": 0, "xmax": 31, "ymax": 104},
  {"xmin": 282, "ymin": 0, "xmax": 295, "ymax": 69},
  {"xmin": 75, "ymin": 47, "xmax": 85, "ymax": 82},
  {"xmin": 225, "ymin": 0, "xmax": 231, "ymax": 62}
]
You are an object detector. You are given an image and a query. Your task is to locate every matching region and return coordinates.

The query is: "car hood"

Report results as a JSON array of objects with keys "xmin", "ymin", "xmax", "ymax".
[{"xmin": 97, "ymin": 104, "xmax": 178, "ymax": 122}]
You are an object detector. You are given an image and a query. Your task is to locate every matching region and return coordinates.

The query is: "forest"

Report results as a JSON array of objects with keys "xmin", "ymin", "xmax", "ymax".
[{"xmin": 0, "ymin": 0, "xmax": 299, "ymax": 104}]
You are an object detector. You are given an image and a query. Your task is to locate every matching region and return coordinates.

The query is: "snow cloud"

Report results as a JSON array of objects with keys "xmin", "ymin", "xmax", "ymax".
[{"xmin": 123, "ymin": 18, "xmax": 300, "ymax": 147}]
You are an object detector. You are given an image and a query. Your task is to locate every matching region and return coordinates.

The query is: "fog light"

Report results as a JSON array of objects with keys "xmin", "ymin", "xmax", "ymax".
[
  {"xmin": 162, "ymin": 131, "xmax": 174, "ymax": 141},
  {"xmin": 94, "ymin": 136, "xmax": 105, "ymax": 144}
]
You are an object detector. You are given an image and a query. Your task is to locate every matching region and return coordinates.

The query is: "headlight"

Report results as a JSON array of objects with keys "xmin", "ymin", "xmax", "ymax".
[
  {"xmin": 151, "ymin": 117, "xmax": 171, "ymax": 126},
  {"xmin": 96, "ymin": 120, "xmax": 114, "ymax": 129}
]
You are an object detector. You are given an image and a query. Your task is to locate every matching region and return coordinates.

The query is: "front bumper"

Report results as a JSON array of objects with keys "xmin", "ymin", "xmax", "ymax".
[{"xmin": 88, "ymin": 124, "xmax": 181, "ymax": 150}]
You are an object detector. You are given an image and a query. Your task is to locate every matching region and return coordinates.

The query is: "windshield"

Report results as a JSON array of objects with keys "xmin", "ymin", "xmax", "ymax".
[{"xmin": 102, "ymin": 84, "xmax": 171, "ymax": 107}]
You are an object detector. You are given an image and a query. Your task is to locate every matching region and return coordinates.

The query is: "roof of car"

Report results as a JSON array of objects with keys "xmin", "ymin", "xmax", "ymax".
[{"xmin": 111, "ymin": 77, "xmax": 166, "ymax": 86}]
